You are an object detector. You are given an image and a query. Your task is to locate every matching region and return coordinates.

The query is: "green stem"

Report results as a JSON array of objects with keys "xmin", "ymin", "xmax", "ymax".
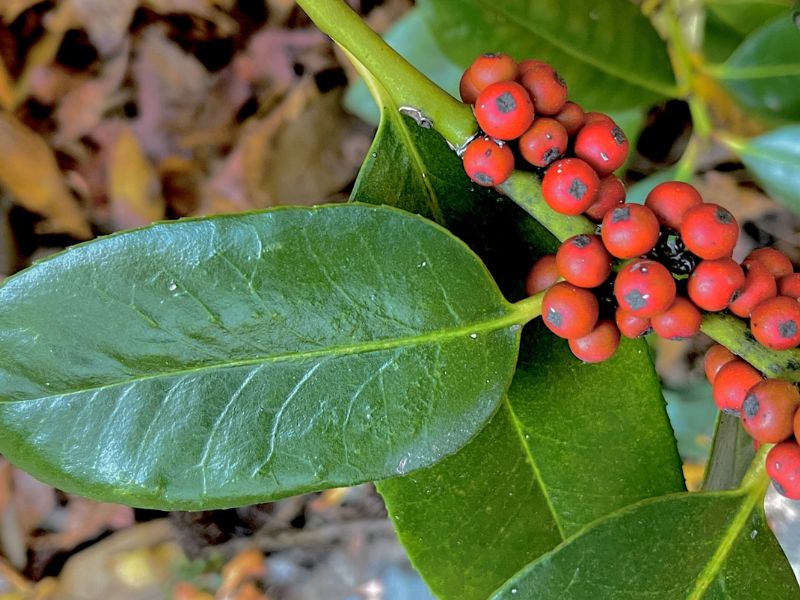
[
  {"xmin": 295, "ymin": 0, "xmax": 476, "ymax": 146},
  {"xmin": 701, "ymin": 313, "xmax": 800, "ymax": 383},
  {"xmin": 512, "ymin": 290, "xmax": 544, "ymax": 325}
]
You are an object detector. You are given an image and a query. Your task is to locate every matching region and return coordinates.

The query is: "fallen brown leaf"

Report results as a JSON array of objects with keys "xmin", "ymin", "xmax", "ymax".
[
  {"xmin": 31, "ymin": 497, "xmax": 134, "ymax": 553},
  {"xmin": 216, "ymin": 548, "xmax": 265, "ymax": 599},
  {"xmin": 0, "ymin": 0, "xmax": 43, "ymax": 22},
  {"xmin": 66, "ymin": 0, "xmax": 138, "ymax": 56},
  {"xmin": 0, "ymin": 110, "xmax": 91, "ymax": 238},
  {"xmin": 142, "ymin": 0, "xmax": 238, "ymax": 34},
  {"xmin": 56, "ymin": 520, "xmax": 180, "ymax": 600},
  {"xmin": 107, "ymin": 126, "xmax": 165, "ymax": 229},
  {"xmin": 233, "ymin": 28, "xmax": 326, "ymax": 89},
  {"xmin": 54, "ymin": 40, "xmax": 129, "ymax": 145}
]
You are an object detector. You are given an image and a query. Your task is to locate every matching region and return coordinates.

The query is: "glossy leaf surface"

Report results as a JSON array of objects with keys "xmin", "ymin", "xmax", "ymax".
[
  {"xmin": 0, "ymin": 204, "xmax": 523, "ymax": 509},
  {"xmin": 733, "ymin": 125, "xmax": 800, "ymax": 210},
  {"xmin": 491, "ymin": 474, "xmax": 799, "ymax": 599},
  {"xmin": 350, "ymin": 87, "xmax": 685, "ymax": 598},
  {"xmin": 718, "ymin": 13, "xmax": 800, "ymax": 122},
  {"xmin": 418, "ymin": 0, "xmax": 676, "ymax": 111}
]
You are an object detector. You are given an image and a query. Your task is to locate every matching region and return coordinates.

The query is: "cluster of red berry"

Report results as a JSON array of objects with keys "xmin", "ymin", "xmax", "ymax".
[
  {"xmin": 458, "ymin": 53, "xmax": 800, "ymax": 499},
  {"xmin": 706, "ymin": 343, "xmax": 800, "ymax": 499}
]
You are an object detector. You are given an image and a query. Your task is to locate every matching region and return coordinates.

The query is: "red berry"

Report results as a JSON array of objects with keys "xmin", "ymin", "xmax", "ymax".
[
  {"xmin": 615, "ymin": 307, "xmax": 652, "ymax": 338},
  {"xmin": 555, "ymin": 234, "xmax": 611, "ymax": 288},
  {"xmin": 601, "ymin": 204, "xmax": 660, "ymax": 259},
  {"xmin": 584, "ymin": 111, "xmax": 614, "ymax": 125},
  {"xmin": 767, "ymin": 441, "xmax": 800, "ymax": 500},
  {"xmin": 519, "ymin": 118, "xmax": 568, "ymax": 167},
  {"xmin": 517, "ymin": 59, "xmax": 547, "ymax": 77},
  {"xmin": 569, "ymin": 320, "xmax": 620, "ymax": 363},
  {"xmin": 704, "ymin": 344, "xmax": 736, "ymax": 384},
  {"xmin": 553, "ymin": 101, "xmax": 585, "ymax": 137},
  {"xmin": 644, "ymin": 181, "xmax": 703, "ymax": 231},
  {"xmin": 519, "ymin": 64, "xmax": 568, "ymax": 116},
  {"xmin": 796, "ymin": 409, "xmax": 800, "ymax": 444},
  {"xmin": 525, "ymin": 254, "xmax": 559, "ymax": 295},
  {"xmin": 729, "ymin": 260, "xmax": 777, "ymax": 318},
  {"xmin": 541, "ymin": 158, "xmax": 599, "ymax": 215},
  {"xmin": 459, "ymin": 69, "xmax": 481, "ymax": 104},
  {"xmin": 712, "ymin": 360, "xmax": 762, "ymax": 414},
  {"xmin": 574, "ymin": 121, "xmax": 629, "ymax": 175},
  {"xmin": 614, "ymin": 259, "xmax": 676, "ymax": 318},
  {"xmin": 750, "ymin": 296, "xmax": 800, "ymax": 350},
  {"xmin": 468, "ymin": 53, "xmax": 518, "ymax": 91},
  {"xmin": 680, "ymin": 203, "xmax": 739, "ymax": 260},
  {"xmin": 542, "ymin": 282, "xmax": 599, "ymax": 339},
  {"xmin": 741, "ymin": 379, "xmax": 800, "ymax": 443},
  {"xmin": 778, "ymin": 273, "xmax": 800, "ymax": 299},
  {"xmin": 687, "ymin": 258, "xmax": 745, "ymax": 312},
  {"xmin": 475, "ymin": 81, "xmax": 534, "ymax": 140},
  {"xmin": 584, "ymin": 175, "xmax": 626, "ymax": 222},
  {"xmin": 462, "ymin": 137, "xmax": 514, "ymax": 187},
  {"xmin": 743, "ymin": 247, "xmax": 793, "ymax": 279},
  {"xmin": 651, "ymin": 297, "xmax": 702, "ymax": 340}
]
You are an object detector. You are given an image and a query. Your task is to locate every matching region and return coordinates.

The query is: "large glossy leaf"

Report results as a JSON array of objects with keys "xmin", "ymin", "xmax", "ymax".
[
  {"xmin": 732, "ymin": 125, "xmax": 800, "ymax": 211},
  {"xmin": 0, "ymin": 204, "xmax": 524, "ymax": 509},
  {"xmin": 717, "ymin": 13, "xmax": 800, "ymax": 122},
  {"xmin": 379, "ymin": 324, "xmax": 685, "ymax": 599},
  {"xmin": 491, "ymin": 473, "xmax": 799, "ymax": 599},
  {"xmin": 350, "ymin": 80, "xmax": 685, "ymax": 598},
  {"xmin": 418, "ymin": 0, "xmax": 676, "ymax": 111}
]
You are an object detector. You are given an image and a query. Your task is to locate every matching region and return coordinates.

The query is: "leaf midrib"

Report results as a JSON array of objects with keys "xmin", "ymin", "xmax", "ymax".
[
  {"xmin": 464, "ymin": 0, "xmax": 676, "ymax": 97},
  {"xmin": 4, "ymin": 306, "xmax": 523, "ymax": 404},
  {"xmin": 503, "ymin": 396, "xmax": 568, "ymax": 540},
  {"xmin": 686, "ymin": 477, "xmax": 768, "ymax": 598}
]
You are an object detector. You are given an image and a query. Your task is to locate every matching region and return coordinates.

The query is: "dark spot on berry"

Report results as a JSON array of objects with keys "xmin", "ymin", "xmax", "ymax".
[
  {"xmin": 568, "ymin": 178, "xmax": 588, "ymax": 200},
  {"xmin": 610, "ymin": 206, "xmax": 630, "ymax": 223},
  {"xmin": 611, "ymin": 127, "xmax": 626, "ymax": 145},
  {"xmin": 484, "ymin": 149, "xmax": 492, "ymax": 157},
  {"xmin": 542, "ymin": 147, "xmax": 560, "ymax": 165},
  {"xmin": 743, "ymin": 394, "xmax": 759, "ymax": 419},
  {"xmin": 496, "ymin": 92, "xmax": 517, "ymax": 114},
  {"xmin": 624, "ymin": 289, "xmax": 647, "ymax": 310},
  {"xmin": 573, "ymin": 235, "xmax": 591, "ymax": 248},
  {"xmin": 474, "ymin": 172, "xmax": 493, "ymax": 185},
  {"xmin": 715, "ymin": 207, "xmax": 734, "ymax": 224},
  {"xmin": 774, "ymin": 480, "xmax": 788, "ymax": 496},
  {"xmin": 546, "ymin": 308, "xmax": 563, "ymax": 328},
  {"xmin": 779, "ymin": 320, "xmax": 798, "ymax": 339}
]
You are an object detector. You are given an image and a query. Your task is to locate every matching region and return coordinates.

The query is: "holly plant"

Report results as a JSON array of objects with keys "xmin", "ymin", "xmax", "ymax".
[{"xmin": 2, "ymin": 0, "xmax": 800, "ymax": 598}]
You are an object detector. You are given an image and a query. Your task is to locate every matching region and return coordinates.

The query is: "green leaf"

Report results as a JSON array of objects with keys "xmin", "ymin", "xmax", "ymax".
[
  {"xmin": 418, "ymin": 0, "xmax": 677, "ymax": 111},
  {"xmin": 351, "ymin": 86, "xmax": 684, "ymax": 599},
  {"xmin": 491, "ymin": 473, "xmax": 799, "ymax": 599},
  {"xmin": 730, "ymin": 125, "xmax": 800, "ymax": 211},
  {"xmin": 705, "ymin": 0, "xmax": 792, "ymax": 36},
  {"xmin": 0, "ymin": 204, "xmax": 525, "ymax": 510},
  {"xmin": 717, "ymin": 13, "xmax": 800, "ymax": 122},
  {"xmin": 703, "ymin": 413, "xmax": 755, "ymax": 492},
  {"xmin": 344, "ymin": 8, "xmax": 462, "ymax": 126},
  {"xmin": 379, "ymin": 324, "xmax": 685, "ymax": 599}
]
